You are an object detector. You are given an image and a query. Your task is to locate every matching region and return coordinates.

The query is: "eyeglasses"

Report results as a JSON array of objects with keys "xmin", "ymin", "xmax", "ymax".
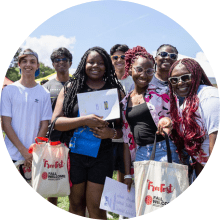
[
  {"xmin": 53, "ymin": 57, "xmax": 69, "ymax": 63},
  {"xmin": 133, "ymin": 66, "xmax": 155, "ymax": 76},
  {"xmin": 157, "ymin": 51, "xmax": 178, "ymax": 60},
  {"xmin": 168, "ymin": 74, "xmax": 191, "ymax": 85},
  {"xmin": 111, "ymin": 55, "xmax": 125, "ymax": 60}
]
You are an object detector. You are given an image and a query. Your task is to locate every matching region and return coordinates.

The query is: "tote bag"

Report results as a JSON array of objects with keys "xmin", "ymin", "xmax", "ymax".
[
  {"xmin": 30, "ymin": 119, "xmax": 70, "ymax": 198},
  {"xmin": 30, "ymin": 137, "xmax": 70, "ymax": 198},
  {"xmin": 134, "ymin": 132, "xmax": 189, "ymax": 216}
]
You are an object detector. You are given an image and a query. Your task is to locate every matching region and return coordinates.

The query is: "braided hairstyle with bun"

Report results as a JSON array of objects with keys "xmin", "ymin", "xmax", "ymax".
[
  {"xmin": 63, "ymin": 46, "xmax": 125, "ymax": 117},
  {"xmin": 168, "ymin": 58, "xmax": 212, "ymax": 161},
  {"xmin": 123, "ymin": 46, "xmax": 155, "ymax": 79}
]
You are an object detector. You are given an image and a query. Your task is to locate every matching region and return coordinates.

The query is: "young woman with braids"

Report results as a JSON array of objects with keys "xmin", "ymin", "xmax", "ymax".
[
  {"xmin": 122, "ymin": 46, "xmax": 180, "ymax": 191},
  {"xmin": 51, "ymin": 46, "xmax": 125, "ymax": 219},
  {"xmin": 168, "ymin": 58, "xmax": 219, "ymax": 176}
]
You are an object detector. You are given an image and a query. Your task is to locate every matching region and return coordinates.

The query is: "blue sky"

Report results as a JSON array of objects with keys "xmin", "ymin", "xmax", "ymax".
[{"xmin": 21, "ymin": 0, "xmax": 212, "ymax": 75}]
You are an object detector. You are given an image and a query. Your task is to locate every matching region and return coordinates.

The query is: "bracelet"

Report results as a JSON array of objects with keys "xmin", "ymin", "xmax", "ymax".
[
  {"xmin": 124, "ymin": 174, "xmax": 132, "ymax": 179},
  {"xmin": 112, "ymin": 128, "xmax": 117, "ymax": 139}
]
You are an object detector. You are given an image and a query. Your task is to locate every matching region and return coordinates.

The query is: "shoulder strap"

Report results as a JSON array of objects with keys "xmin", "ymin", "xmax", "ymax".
[{"xmin": 48, "ymin": 117, "xmax": 59, "ymax": 141}]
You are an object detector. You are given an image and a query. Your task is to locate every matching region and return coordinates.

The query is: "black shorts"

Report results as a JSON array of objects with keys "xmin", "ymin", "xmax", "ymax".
[
  {"xmin": 69, "ymin": 147, "xmax": 114, "ymax": 185},
  {"xmin": 112, "ymin": 142, "xmax": 125, "ymax": 174}
]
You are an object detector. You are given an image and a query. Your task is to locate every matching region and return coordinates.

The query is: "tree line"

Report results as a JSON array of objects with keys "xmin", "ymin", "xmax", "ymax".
[{"xmin": 6, "ymin": 48, "xmax": 55, "ymax": 82}]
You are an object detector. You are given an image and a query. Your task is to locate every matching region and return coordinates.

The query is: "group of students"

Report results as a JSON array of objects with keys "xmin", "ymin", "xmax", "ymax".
[{"xmin": 1, "ymin": 43, "xmax": 219, "ymax": 219}]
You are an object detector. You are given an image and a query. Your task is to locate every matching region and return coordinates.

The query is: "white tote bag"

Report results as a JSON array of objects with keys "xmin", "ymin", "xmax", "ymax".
[
  {"xmin": 134, "ymin": 132, "xmax": 189, "ymax": 216},
  {"xmin": 30, "ymin": 137, "xmax": 70, "ymax": 198}
]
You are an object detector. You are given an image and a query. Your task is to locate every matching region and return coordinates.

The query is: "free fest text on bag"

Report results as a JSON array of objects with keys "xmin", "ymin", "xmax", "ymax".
[
  {"xmin": 29, "ymin": 137, "xmax": 70, "ymax": 198},
  {"xmin": 134, "ymin": 132, "xmax": 189, "ymax": 215}
]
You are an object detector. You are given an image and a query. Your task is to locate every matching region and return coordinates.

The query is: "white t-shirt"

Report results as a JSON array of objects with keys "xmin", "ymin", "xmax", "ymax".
[
  {"xmin": 181, "ymin": 85, "xmax": 219, "ymax": 165},
  {"xmin": 119, "ymin": 75, "xmax": 134, "ymax": 95},
  {"xmin": 113, "ymin": 76, "xmax": 134, "ymax": 143},
  {"xmin": 195, "ymin": 85, "xmax": 219, "ymax": 164},
  {"xmin": 1, "ymin": 81, "xmax": 52, "ymax": 160}
]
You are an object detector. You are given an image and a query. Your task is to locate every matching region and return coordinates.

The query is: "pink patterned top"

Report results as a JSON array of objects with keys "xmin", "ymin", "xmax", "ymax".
[{"xmin": 121, "ymin": 83, "xmax": 171, "ymax": 173}]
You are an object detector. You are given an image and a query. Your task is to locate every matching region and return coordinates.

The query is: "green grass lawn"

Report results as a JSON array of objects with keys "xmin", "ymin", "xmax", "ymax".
[{"xmin": 56, "ymin": 171, "xmax": 119, "ymax": 220}]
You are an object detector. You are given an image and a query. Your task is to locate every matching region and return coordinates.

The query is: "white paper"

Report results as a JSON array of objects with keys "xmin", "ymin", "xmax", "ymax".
[
  {"xmin": 77, "ymin": 88, "xmax": 120, "ymax": 120},
  {"xmin": 100, "ymin": 177, "xmax": 136, "ymax": 218}
]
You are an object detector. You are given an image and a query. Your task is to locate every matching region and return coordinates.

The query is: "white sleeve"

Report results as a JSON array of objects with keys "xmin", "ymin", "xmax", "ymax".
[
  {"xmin": 1, "ymin": 87, "xmax": 12, "ymax": 117},
  {"xmin": 199, "ymin": 96, "xmax": 220, "ymax": 135},
  {"xmin": 41, "ymin": 92, "xmax": 52, "ymax": 121}
]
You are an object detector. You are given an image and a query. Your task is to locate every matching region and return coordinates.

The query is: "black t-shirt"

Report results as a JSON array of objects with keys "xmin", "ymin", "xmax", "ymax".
[
  {"xmin": 126, "ymin": 95, "xmax": 164, "ymax": 146},
  {"xmin": 64, "ymin": 82, "xmax": 118, "ymax": 152}
]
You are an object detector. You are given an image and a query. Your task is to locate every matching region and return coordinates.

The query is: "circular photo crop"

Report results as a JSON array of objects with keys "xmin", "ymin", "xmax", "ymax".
[{"xmin": 1, "ymin": 1, "xmax": 219, "ymax": 220}]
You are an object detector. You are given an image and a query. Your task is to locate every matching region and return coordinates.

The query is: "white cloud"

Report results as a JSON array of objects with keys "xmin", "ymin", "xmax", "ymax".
[
  {"xmin": 22, "ymin": 35, "xmax": 76, "ymax": 68},
  {"xmin": 152, "ymin": 51, "xmax": 215, "ymax": 78},
  {"xmin": 179, "ymin": 52, "xmax": 215, "ymax": 78}
]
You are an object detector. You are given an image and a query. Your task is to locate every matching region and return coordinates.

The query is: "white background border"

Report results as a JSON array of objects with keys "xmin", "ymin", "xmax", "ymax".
[{"xmin": 0, "ymin": 1, "xmax": 219, "ymax": 219}]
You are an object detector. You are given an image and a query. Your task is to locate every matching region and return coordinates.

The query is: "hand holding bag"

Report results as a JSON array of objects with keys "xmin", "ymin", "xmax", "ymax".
[
  {"xmin": 69, "ymin": 126, "xmax": 101, "ymax": 158},
  {"xmin": 134, "ymin": 132, "xmax": 189, "ymax": 216},
  {"xmin": 29, "ymin": 119, "xmax": 70, "ymax": 198}
]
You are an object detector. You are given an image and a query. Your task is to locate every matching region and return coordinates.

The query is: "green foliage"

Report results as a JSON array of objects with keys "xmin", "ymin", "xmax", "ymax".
[
  {"xmin": 5, "ymin": 67, "xmax": 20, "ymax": 82},
  {"xmin": 9, "ymin": 47, "xmax": 22, "ymax": 68},
  {"xmin": 35, "ymin": 62, "xmax": 55, "ymax": 80},
  {"xmin": 5, "ymin": 63, "xmax": 55, "ymax": 82}
]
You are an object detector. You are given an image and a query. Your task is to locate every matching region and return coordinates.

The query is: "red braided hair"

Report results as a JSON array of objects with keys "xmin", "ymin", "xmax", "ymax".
[
  {"xmin": 122, "ymin": 46, "xmax": 155, "ymax": 79},
  {"xmin": 168, "ymin": 58, "xmax": 212, "ymax": 161}
]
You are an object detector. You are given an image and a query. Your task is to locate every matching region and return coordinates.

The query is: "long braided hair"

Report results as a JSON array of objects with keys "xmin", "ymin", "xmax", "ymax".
[
  {"xmin": 63, "ymin": 46, "xmax": 125, "ymax": 117},
  {"xmin": 168, "ymin": 58, "xmax": 212, "ymax": 160},
  {"xmin": 122, "ymin": 46, "xmax": 155, "ymax": 79}
]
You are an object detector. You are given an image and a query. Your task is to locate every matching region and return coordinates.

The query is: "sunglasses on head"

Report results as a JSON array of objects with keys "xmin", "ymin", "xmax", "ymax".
[
  {"xmin": 111, "ymin": 55, "xmax": 125, "ymax": 60},
  {"xmin": 168, "ymin": 74, "xmax": 191, "ymax": 85},
  {"xmin": 133, "ymin": 66, "xmax": 155, "ymax": 76},
  {"xmin": 53, "ymin": 57, "xmax": 69, "ymax": 63},
  {"xmin": 157, "ymin": 51, "xmax": 178, "ymax": 60}
]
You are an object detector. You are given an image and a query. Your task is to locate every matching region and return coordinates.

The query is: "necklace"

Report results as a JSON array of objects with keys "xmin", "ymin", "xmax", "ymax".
[{"xmin": 131, "ymin": 92, "xmax": 145, "ymax": 105}]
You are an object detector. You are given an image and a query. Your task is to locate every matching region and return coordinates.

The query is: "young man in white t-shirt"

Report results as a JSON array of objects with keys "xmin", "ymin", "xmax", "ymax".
[{"xmin": 1, "ymin": 49, "xmax": 52, "ymax": 169}]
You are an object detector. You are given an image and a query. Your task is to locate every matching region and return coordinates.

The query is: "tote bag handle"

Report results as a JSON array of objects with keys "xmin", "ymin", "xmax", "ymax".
[
  {"xmin": 150, "ymin": 131, "xmax": 172, "ymax": 163},
  {"xmin": 34, "ymin": 117, "xmax": 60, "ymax": 144},
  {"xmin": 48, "ymin": 117, "xmax": 59, "ymax": 142}
]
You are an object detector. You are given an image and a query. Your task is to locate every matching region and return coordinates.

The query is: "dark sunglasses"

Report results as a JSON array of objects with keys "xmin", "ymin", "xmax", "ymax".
[
  {"xmin": 111, "ymin": 55, "xmax": 125, "ymax": 60},
  {"xmin": 157, "ymin": 51, "xmax": 178, "ymax": 60},
  {"xmin": 53, "ymin": 57, "xmax": 69, "ymax": 63},
  {"xmin": 133, "ymin": 66, "xmax": 155, "ymax": 76},
  {"xmin": 168, "ymin": 74, "xmax": 191, "ymax": 85}
]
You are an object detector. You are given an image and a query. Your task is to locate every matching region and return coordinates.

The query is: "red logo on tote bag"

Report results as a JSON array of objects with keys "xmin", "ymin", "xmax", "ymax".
[
  {"xmin": 42, "ymin": 172, "xmax": 48, "ymax": 180},
  {"xmin": 145, "ymin": 195, "xmax": 153, "ymax": 205}
]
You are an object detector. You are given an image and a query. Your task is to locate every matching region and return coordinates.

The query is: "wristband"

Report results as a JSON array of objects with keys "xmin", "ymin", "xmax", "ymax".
[
  {"xmin": 112, "ymin": 128, "xmax": 117, "ymax": 139},
  {"xmin": 124, "ymin": 174, "xmax": 132, "ymax": 179}
]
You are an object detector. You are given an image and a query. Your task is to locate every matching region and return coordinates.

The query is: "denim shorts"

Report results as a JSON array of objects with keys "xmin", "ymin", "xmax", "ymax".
[{"xmin": 135, "ymin": 139, "xmax": 180, "ymax": 164}]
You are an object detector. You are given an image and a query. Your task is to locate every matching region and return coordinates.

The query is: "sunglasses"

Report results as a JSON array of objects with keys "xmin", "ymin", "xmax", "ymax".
[
  {"xmin": 53, "ymin": 57, "xmax": 69, "ymax": 63},
  {"xmin": 157, "ymin": 51, "xmax": 178, "ymax": 60},
  {"xmin": 168, "ymin": 74, "xmax": 191, "ymax": 85},
  {"xmin": 111, "ymin": 55, "xmax": 125, "ymax": 60},
  {"xmin": 133, "ymin": 66, "xmax": 155, "ymax": 76}
]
